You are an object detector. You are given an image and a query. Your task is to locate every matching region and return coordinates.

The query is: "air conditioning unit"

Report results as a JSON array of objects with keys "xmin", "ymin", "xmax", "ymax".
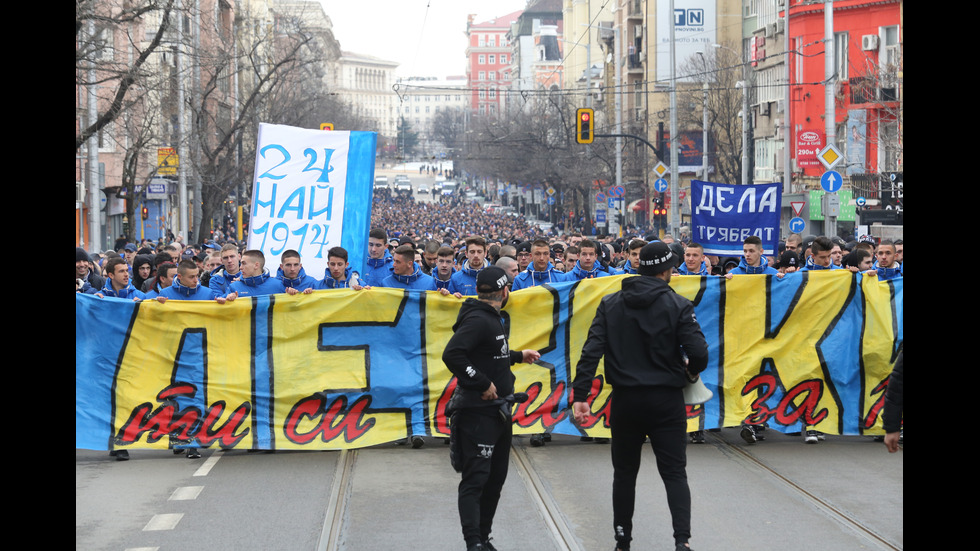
[
  {"xmin": 766, "ymin": 23, "xmax": 777, "ymax": 38},
  {"xmin": 76, "ymin": 181, "xmax": 86, "ymax": 203},
  {"xmin": 776, "ymin": 19, "xmax": 785, "ymax": 35},
  {"xmin": 862, "ymin": 34, "xmax": 879, "ymax": 51},
  {"xmin": 638, "ymin": 51, "xmax": 646, "ymax": 62}
]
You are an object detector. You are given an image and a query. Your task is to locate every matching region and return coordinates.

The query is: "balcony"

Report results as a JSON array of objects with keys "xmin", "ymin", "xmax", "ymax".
[{"xmin": 848, "ymin": 76, "xmax": 899, "ymax": 106}]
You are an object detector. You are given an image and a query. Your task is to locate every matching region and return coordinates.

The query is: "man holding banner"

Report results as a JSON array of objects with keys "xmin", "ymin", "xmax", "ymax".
[{"xmin": 573, "ymin": 242, "xmax": 708, "ymax": 551}]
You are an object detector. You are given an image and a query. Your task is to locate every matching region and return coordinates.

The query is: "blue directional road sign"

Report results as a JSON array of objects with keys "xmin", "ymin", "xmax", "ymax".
[
  {"xmin": 821, "ymin": 170, "xmax": 843, "ymax": 193},
  {"xmin": 546, "ymin": 196, "xmax": 555, "ymax": 205},
  {"xmin": 789, "ymin": 217, "xmax": 806, "ymax": 233},
  {"xmin": 654, "ymin": 179, "xmax": 668, "ymax": 193},
  {"xmin": 596, "ymin": 209, "xmax": 606, "ymax": 223},
  {"xmin": 856, "ymin": 196, "xmax": 867, "ymax": 207}
]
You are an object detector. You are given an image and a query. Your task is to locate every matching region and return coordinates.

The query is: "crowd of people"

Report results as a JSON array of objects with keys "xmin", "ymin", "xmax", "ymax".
[{"xmin": 77, "ymin": 192, "xmax": 903, "ymax": 551}]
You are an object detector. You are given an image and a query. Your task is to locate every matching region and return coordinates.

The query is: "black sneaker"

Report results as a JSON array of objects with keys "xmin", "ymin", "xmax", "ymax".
[
  {"xmin": 542, "ymin": 433, "xmax": 552, "ymax": 442},
  {"xmin": 580, "ymin": 436, "xmax": 595, "ymax": 442},
  {"xmin": 676, "ymin": 543, "xmax": 693, "ymax": 551},
  {"xmin": 482, "ymin": 537, "xmax": 498, "ymax": 551},
  {"xmin": 411, "ymin": 436, "xmax": 424, "ymax": 449},
  {"xmin": 187, "ymin": 448, "xmax": 202, "ymax": 459},
  {"xmin": 465, "ymin": 544, "xmax": 486, "ymax": 551},
  {"xmin": 690, "ymin": 431, "xmax": 705, "ymax": 444},
  {"xmin": 740, "ymin": 425, "xmax": 757, "ymax": 444},
  {"xmin": 595, "ymin": 437, "xmax": 609, "ymax": 444},
  {"xmin": 529, "ymin": 434, "xmax": 545, "ymax": 447},
  {"xmin": 111, "ymin": 450, "xmax": 130, "ymax": 461}
]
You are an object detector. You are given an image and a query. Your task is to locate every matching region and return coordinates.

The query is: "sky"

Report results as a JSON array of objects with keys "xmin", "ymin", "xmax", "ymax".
[{"xmin": 320, "ymin": 0, "xmax": 528, "ymax": 78}]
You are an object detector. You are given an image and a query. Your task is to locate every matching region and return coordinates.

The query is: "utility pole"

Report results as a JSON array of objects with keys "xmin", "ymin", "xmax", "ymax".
[
  {"xmin": 824, "ymin": 0, "xmax": 837, "ymax": 236},
  {"xmin": 668, "ymin": 0, "xmax": 680, "ymax": 236}
]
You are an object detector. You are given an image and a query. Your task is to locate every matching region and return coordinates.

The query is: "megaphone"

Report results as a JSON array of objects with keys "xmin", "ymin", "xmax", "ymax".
[{"xmin": 683, "ymin": 376, "xmax": 713, "ymax": 405}]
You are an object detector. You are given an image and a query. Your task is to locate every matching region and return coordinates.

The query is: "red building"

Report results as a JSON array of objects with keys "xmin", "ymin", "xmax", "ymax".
[
  {"xmin": 465, "ymin": 10, "xmax": 523, "ymax": 116},
  {"xmin": 788, "ymin": 0, "xmax": 902, "ymax": 182}
]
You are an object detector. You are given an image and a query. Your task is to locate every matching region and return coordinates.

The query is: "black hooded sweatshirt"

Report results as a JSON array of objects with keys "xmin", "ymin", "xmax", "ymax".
[
  {"xmin": 442, "ymin": 298, "xmax": 523, "ymax": 411},
  {"xmin": 572, "ymin": 275, "xmax": 709, "ymax": 401}
]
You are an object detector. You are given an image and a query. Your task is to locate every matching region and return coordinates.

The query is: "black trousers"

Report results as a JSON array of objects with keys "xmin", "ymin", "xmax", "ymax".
[
  {"xmin": 454, "ymin": 408, "xmax": 512, "ymax": 546},
  {"xmin": 610, "ymin": 386, "xmax": 691, "ymax": 548}
]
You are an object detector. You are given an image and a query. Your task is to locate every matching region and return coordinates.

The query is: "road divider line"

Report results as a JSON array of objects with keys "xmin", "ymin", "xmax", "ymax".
[
  {"xmin": 192, "ymin": 450, "xmax": 221, "ymax": 477},
  {"xmin": 143, "ymin": 513, "xmax": 183, "ymax": 531}
]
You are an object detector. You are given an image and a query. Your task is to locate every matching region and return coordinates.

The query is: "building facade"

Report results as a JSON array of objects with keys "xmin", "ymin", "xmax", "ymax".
[
  {"xmin": 336, "ymin": 52, "xmax": 400, "ymax": 138},
  {"xmin": 465, "ymin": 10, "xmax": 523, "ymax": 116}
]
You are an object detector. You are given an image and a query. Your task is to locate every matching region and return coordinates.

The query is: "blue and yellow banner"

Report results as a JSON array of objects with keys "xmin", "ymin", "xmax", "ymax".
[{"xmin": 76, "ymin": 272, "xmax": 902, "ymax": 451}]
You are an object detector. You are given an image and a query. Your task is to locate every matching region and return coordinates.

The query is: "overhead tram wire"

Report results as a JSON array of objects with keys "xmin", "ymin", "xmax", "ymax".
[{"xmin": 391, "ymin": 39, "xmax": 830, "ymax": 100}]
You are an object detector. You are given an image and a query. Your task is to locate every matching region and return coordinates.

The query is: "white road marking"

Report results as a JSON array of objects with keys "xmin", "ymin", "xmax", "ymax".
[
  {"xmin": 143, "ymin": 513, "xmax": 183, "ymax": 531},
  {"xmin": 193, "ymin": 451, "xmax": 221, "ymax": 476},
  {"xmin": 169, "ymin": 486, "xmax": 204, "ymax": 500}
]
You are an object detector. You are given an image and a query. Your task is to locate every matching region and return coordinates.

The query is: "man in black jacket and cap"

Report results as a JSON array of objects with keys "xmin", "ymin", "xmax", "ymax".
[
  {"xmin": 572, "ymin": 241, "xmax": 709, "ymax": 551},
  {"xmin": 443, "ymin": 266, "xmax": 540, "ymax": 551}
]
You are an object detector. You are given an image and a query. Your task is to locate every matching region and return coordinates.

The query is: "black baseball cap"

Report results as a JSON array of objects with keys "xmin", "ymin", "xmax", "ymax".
[{"xmin": 477, "ymin": 266, "xmax": 510, "ymax": 293}]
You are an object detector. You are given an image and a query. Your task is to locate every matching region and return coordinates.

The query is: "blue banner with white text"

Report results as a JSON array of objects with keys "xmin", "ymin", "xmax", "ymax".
[{"xmin": 691, "ymin": 180, "xmax": 782, "ymax": 256}]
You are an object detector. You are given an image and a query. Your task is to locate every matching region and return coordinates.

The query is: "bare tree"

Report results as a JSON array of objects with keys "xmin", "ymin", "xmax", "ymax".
[
  {"xmin": 430, "ymin": 108, "xmax": 467, "ymax": 160},
  {"xmin": 183, "ymin": 1, "xmax": 332, "ymax": 242},
  {"xmin": 76, "ymin": 0, "xmax": 175, "ymax": 151},
  {"xmin": 678, "ymin": 44, "xmax": 746, "ymax": 185},
  {"xmin": 463, "ymin": 91, "xmax": 617, "ymax": 228}
]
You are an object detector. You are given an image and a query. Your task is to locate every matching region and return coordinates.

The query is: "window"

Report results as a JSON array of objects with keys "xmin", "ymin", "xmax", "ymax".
[
  {"xmin": 478, "ymin": 54, "xmax": 485, "ymax": 64},
  {"xmin": 479, "ymin": 71, "xmax": 485, "ymax": 80},
  {"xmin": 754, "ymin": 138, "xmax": 778, "ymax": 182},
  {"xmin": 500, "ymin": 54, "xmax": 507, "ymax": 64},
  {"xmin": 489, "ymin": 54, "xmax": 495, "ymax": 64},
  {"xmin": 489, "ymin": 87, "xmax": 496, "ymax": 99},
  {"xmin": 489, "ymin": 71, "xmax": 496, "ymax": 80},
  {"xmin": 834, "ymin": 32, "xmax": 848, "ymax": 80},
  {"xmin": 478, "ymin": 88, "xmax": 486, "ymax": 99}
]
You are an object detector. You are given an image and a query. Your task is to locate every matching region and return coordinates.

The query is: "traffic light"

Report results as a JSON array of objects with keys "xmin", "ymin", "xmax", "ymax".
[
  {"xmin": 141, "ymin": 205, "xmax": 149, "ymax": 220},
  {"xmin": 576, "ymin": 108, "xmax": 594, "ymax": 144}
]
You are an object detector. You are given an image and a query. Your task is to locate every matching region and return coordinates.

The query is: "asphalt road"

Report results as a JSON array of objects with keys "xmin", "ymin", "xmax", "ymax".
[{"xmin": 76, "ymin": 429, "xmax": 903, "ymax": 551}]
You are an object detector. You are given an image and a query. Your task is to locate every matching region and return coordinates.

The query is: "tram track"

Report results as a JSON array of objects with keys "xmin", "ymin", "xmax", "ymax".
[
  {"xmin": 510, "ymin": 444, "xmax": 584, "ymax": 551},
  {"xmin": 319, "ymin": 449, "xmax": 357, "ymax": 551},
  {"xmin": 707, "ymin": 432, "xmax": 901, "ymax": 551}
]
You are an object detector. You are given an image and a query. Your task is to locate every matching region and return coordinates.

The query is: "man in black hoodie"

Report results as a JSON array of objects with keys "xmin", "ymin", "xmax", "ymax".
[
  {"xmin": 442, "ymin": 266, "xmax": 541, "ymax": 551},
  {"xmin": 573, "ymin": 242, "xmax": 709, "ymax": 551}
]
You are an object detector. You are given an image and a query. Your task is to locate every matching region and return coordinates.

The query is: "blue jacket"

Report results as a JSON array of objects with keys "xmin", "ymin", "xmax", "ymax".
[
  {"xmin": 449, "ymin": 259, "xmax": 490, "ymax": 296},
  {"xmin": 678, "ymin": 261, "xmax": 711, "ymax": 276},
  {"xmin": 99, "ymin": 281, "xmax": 146, "ymax": 300},
  {"xmin": 874, "ymin": 263, "xmax": 903, "ymax": 280},
  {"xmin": 432, "ymin": 267, "xmax": 457, "ymax": 292},
  {"xmin": 512, "ymin": 263, "xmax": 568, "ymax": 290},
  {"xmin": 801, "ymin": 256, "xmax": 844, "ymax": 271},
  {"xmin": 157, "ymin": 276, "xmax": 219, "ymax": 301},
  {"xmin": 380, "ymin": 264, "xmax": 438, "ymax": 291},
  {"xmin": 318, "ymin": 266, "xmax": 363, "ymax": 289},
  {"xmin": 277, "ymin": 267, "xmax": 319, "ymax": 291},
  {"xmin": 727, "ymin": 257, "xmax": 778, "ymax": 275},
  {"xmin": 209, "ymin": 266, "xmax": 242, "ymax": 296},
  {"xmin": 363, "ymin": 251, "xmax": 394, "ymax": 287},
  {"xmin": 568, "ymin": 261, "xmax": 610, "ymax": 280},
  {"xmin": 227, "ymin": 270, "xmax": 286, "ymax": 297}
]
